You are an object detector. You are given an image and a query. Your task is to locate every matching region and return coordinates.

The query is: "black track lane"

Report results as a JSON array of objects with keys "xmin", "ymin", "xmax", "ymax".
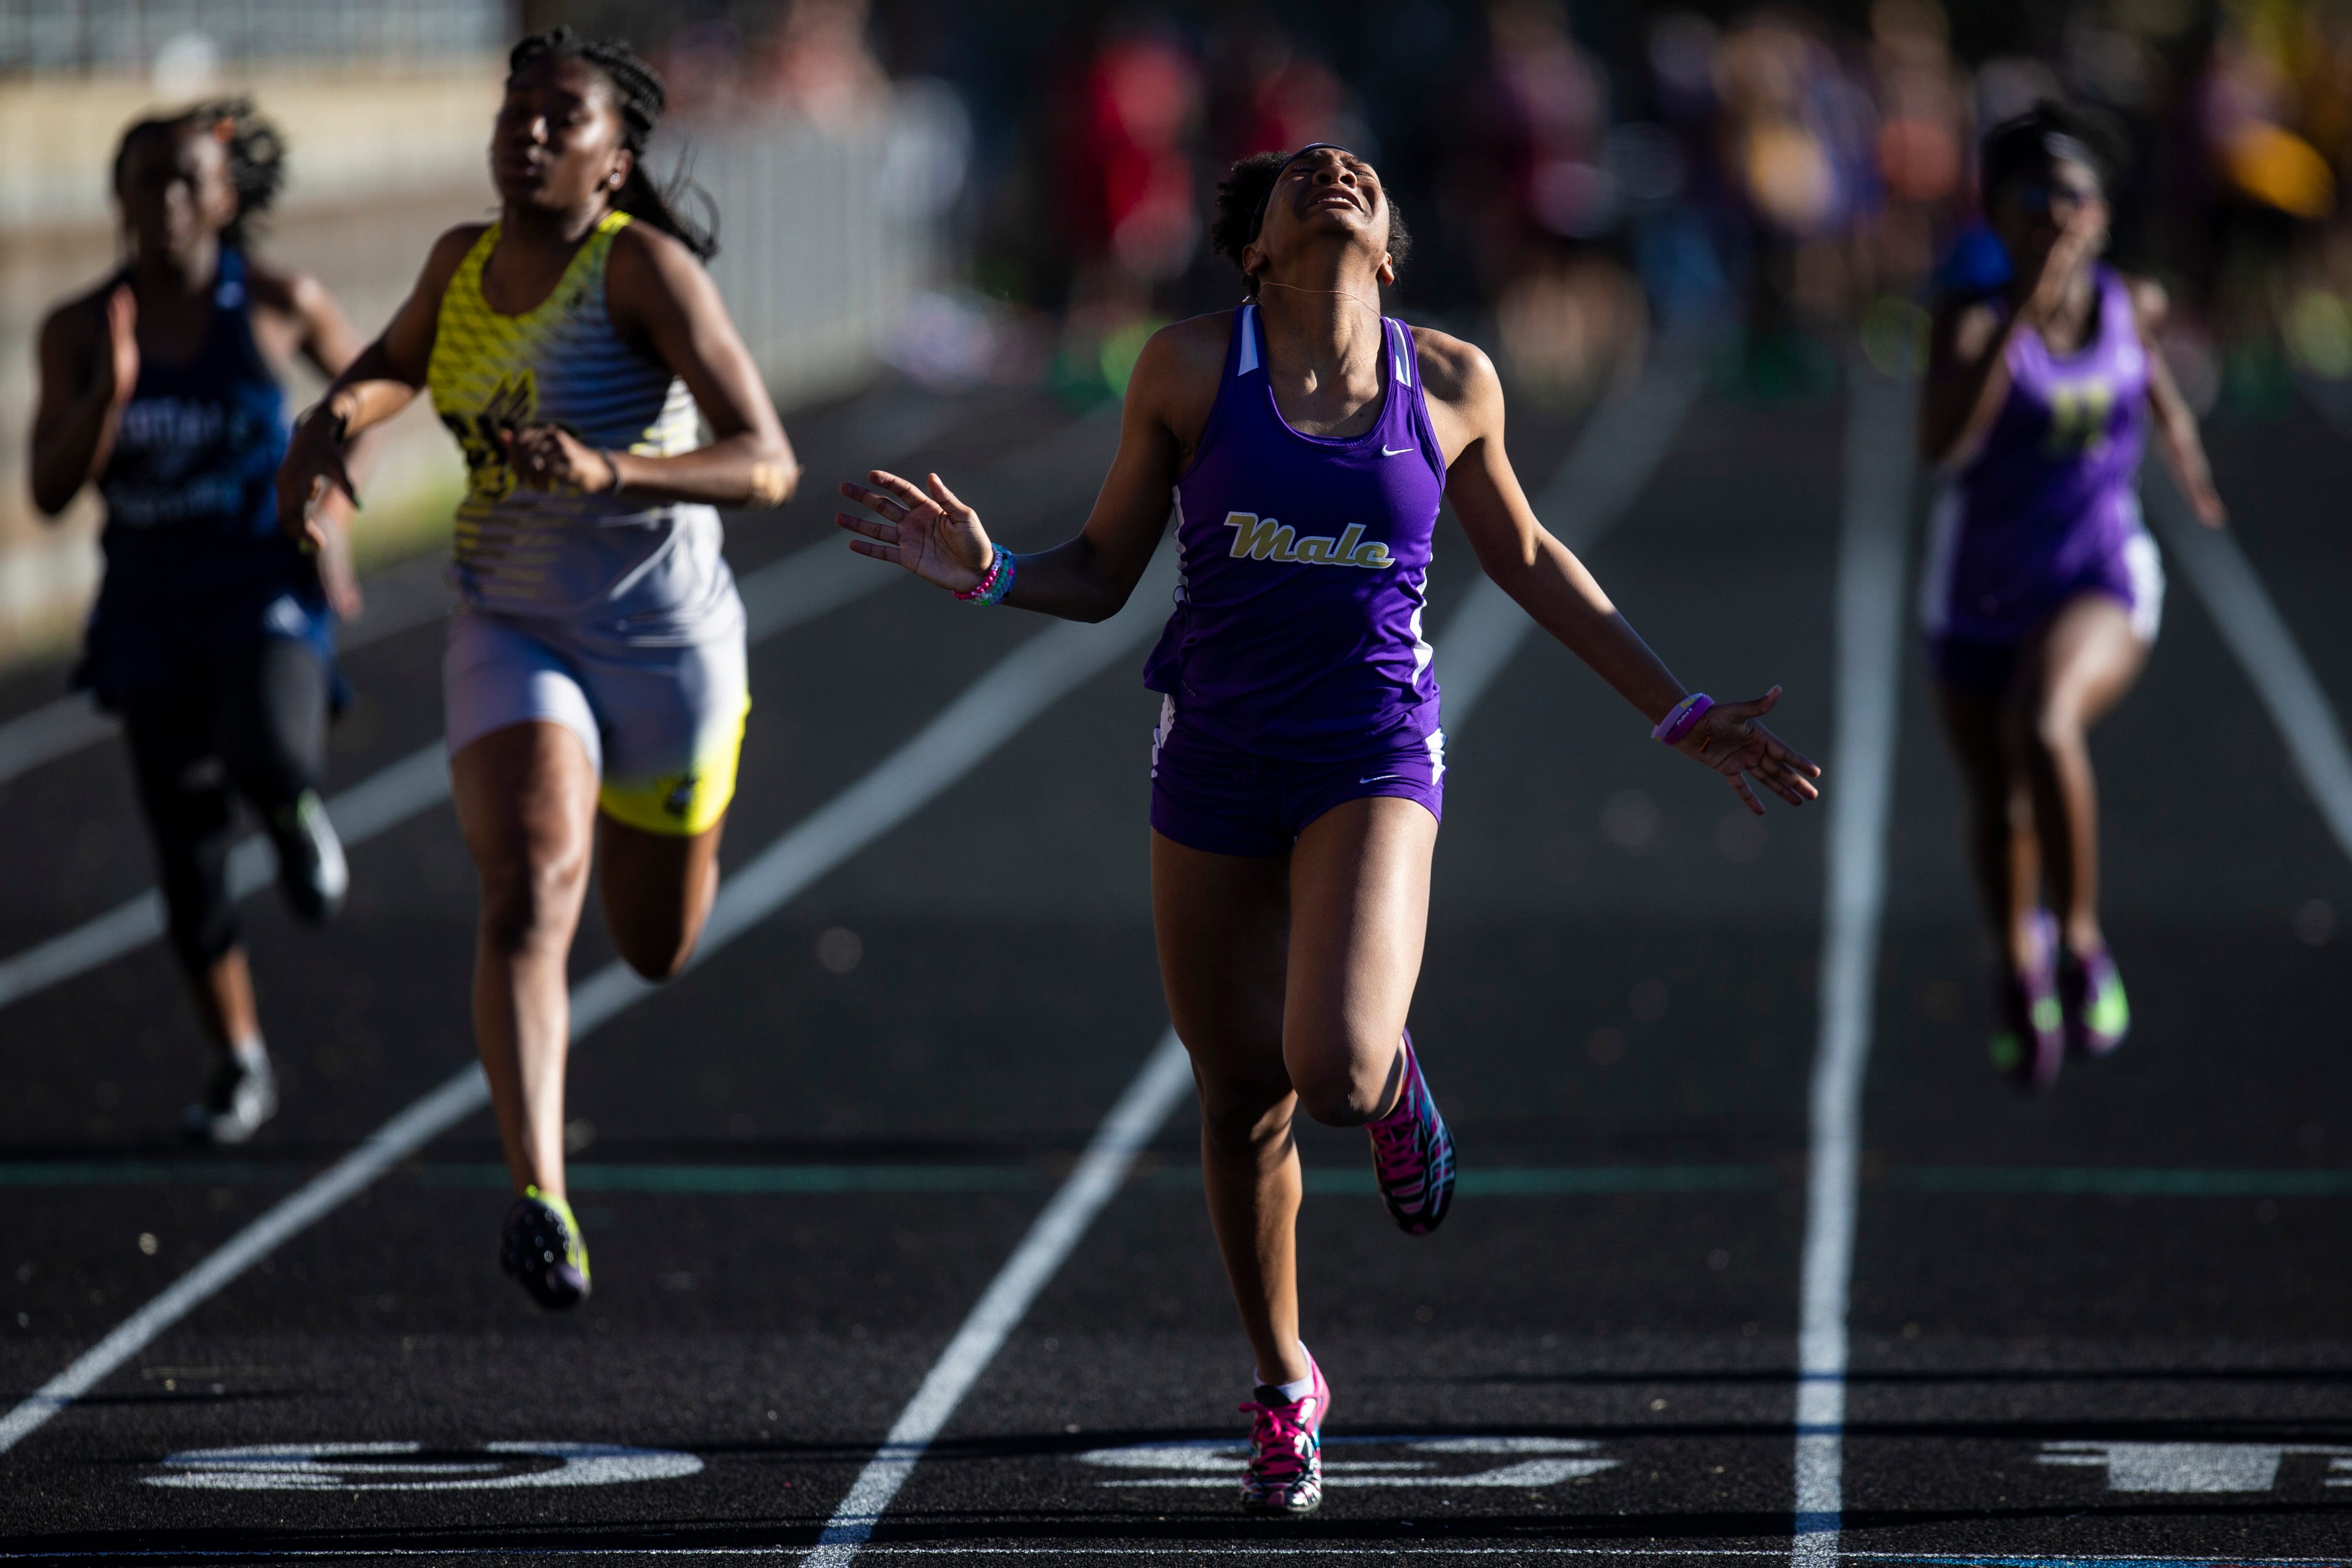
[{"xmin": 11, "ymin": 379, "xmax": 2350, "ymax": 1565}]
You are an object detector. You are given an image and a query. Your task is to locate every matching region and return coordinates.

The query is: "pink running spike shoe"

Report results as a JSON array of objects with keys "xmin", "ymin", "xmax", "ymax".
[
  {"xmin": 1990, "ymin": 911, "xmax": 2064, "ymax": 1092},
  {"xmin": 1238, "ymin": 1354, "xmax": 1329, "ymax": 1514},
  {"xmin": 1365, "ymin": 1032, "xmax": 1456, "ymax": 1235}
]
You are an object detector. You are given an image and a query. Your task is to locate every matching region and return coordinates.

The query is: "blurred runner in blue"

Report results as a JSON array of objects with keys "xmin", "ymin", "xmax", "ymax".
[{"xmin": 29, "ymin": 99, "xmax": 368, "ymax": 1145}]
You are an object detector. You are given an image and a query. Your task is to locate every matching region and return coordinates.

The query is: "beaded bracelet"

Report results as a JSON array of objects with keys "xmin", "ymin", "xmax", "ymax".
[
  {"xmin": 1652, "ymin": 692, "xmax": 1713, "ymax": 746},
  {"xmin": 953, "ymin": 544, "xmax": 1018, "ymax": 606}
]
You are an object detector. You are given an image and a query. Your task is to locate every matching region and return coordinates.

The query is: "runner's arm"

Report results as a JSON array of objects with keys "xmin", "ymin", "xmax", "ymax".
[
  {"xmin": 1428, "ymin": 335, "xmax": 1685, "ymax": 720},
  {"xmin": 277, "ymin": 225, "xmax": 479, "ymax": 539},
  {"xmin": 28, "ymin": 292, "xmax": 130, "ymax": 517},
  {"xmin": 836, "ymin": 322, "xmax": 1203, "ymax": 621},
  {"xmin": 2132, "ymin": 278, "xmax": 2225, "ymax": 529},
  {"xmin": 1919, "ymin": 299, "xmax": 2020, "ymax": 467},
  {"xmin": 1921, "ymin": 204, "xmax": 2106, "ymax": 466},
  {"xmin": 1429, "ymin": 332, "xmax": 1820, "ymax": 811},
  {"xmin": 519, "ymin": 223, "xmax": 794, "ymax": 509},
  {"xmin": 268, "ymin": 266, "xmax": 377, "ymax": 612}
]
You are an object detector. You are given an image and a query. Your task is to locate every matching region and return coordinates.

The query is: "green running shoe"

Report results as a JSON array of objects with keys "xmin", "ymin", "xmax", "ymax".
[
  {"xmin": 2060, "ymin": 943, "xmax": 2129, "ymax": 1057},
  {"xmin": 1991, "ymin": 911, "xmax": 2064, "ymax": 1091}
]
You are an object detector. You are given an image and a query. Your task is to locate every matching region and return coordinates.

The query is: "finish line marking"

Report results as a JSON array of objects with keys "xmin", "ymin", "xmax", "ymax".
[
  {"xmin": 0, "ymin": 414, "xmax": 1118, "ymax": 1017},
  {"xmin": 6, "ymin": 1548, "xmax": 2349, "ymax": 1564},
  {"xmin": 1790, "ymin": 367, "xmax": 1913, "ymax": 1567},
  {"xmin": 0, "ymin": 548, "xmax": 1171, "ymax": 1460},
  {"xmin": 804, "ymin": 353, "xmax": 1705, "ymax": 1564}
]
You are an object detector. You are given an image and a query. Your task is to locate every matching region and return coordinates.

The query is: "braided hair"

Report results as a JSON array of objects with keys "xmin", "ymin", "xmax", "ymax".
[
  {"xmin": 112, "ymin": 97, "xmax": 285, "ymax": 248},
  {"xmin": 1210, "ymin": 150, "xmax": 1412, "ymax": 299},
  {"xmin": 506, "ymin": 26, "xmax": 719, "ymax": 262}
]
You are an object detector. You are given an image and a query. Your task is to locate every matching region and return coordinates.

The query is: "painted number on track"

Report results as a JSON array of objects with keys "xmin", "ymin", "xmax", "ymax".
[
  {"xmin": 1079, "ymin": 1435, "xmax": 1616, "ymax": 1490},
  {"xmin": 147, "ymin": 1441, "xmax": 703, "ymax": 1491},
  {"xmin": 2039, "ymin": 1441, "xmax": 2352, "ymax": 1493}
]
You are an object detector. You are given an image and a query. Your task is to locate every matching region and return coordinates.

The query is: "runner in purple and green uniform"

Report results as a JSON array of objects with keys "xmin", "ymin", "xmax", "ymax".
[
  {"xmin": 1919, "ymin": 102, "xmax": 2227, "ymax": 1091},
  {"xmin": 838, "ymin": 144, "xmax": 1820, "ymax": 1513}
]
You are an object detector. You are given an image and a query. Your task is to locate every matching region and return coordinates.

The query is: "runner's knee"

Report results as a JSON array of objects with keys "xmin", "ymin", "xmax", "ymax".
[
  {"xmin": 1187, "ymin": 1051, "xmax": 1294, "ymax": 1153},
  {"xmin": 473, "ymin": 851, "xmax": 587, "ymax": 957},
  {"xmin": 612, "ymin": 920, "xmax": 697, "ymax": 982},
  {"xmin": 1287, "ymin": 1028, "xmax": 1399, "ymax": 1128}
]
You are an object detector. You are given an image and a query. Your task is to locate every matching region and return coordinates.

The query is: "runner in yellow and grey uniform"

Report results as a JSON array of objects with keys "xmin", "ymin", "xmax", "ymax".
[
  {"xmin": 432, "ymin": 208, "xmax": 749, "ymax": 837},
  {"xmin": 277, "ymin": 28, "xmax": 796, "ymax": 1311}
]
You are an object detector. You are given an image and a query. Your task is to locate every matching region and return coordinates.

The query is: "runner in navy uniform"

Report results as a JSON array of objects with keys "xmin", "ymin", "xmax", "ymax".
[{"xmin": 29, "ymin": 101, "xmax": 366, "ymax": 1143}]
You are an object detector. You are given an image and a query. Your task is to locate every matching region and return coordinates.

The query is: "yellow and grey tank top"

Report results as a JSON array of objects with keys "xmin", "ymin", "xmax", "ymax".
[{"xmin": 427, "ymin": 210, "xmax": 737, "ymax": 641}]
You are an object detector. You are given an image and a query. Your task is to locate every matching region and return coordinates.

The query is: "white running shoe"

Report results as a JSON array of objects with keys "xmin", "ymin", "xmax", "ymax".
[
  {"xmin": 184, "ymin": 1050, "xmax": 278, "ymax": 1145},
  {"xmin": 270, "ymin": 788, "xmax": 348, "ymax": 925}
]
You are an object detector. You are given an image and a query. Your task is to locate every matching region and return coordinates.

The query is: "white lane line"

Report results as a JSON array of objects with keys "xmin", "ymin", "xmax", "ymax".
[
  {"xmin": 2142, "ymin": 472, "xmax": 2352, "ymax": 864},
  {"xmin": 1435, "ymin": 343, "xmax": 1709, "ymax": 726},
  {"xmin": 801, "ymin": 355, "xmax": 1706, "ymax": 1563},
  {"xmin": 0, "ymin": 416, "xmax": 1121, "ymax": 1017},
  {"xmin": 1789, "ymin": 367, "xmax": 1914, "ymax": 1566},
  {"xmin": 0, "ymin": 555, "xmax": 453, "ymax": 790},
  {"xmin": 804, "ymin": 1031, "xmax": 1194, "ymax": 1566},
  {"xmin": 0, "ymin": 550, "xmax": 1173, "ymax": 1460}
]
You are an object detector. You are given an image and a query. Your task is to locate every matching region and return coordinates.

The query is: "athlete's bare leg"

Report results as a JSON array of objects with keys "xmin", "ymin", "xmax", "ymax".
[
  {"xmin": 2005, "ymin": 592, "xmax": 2147, "ymax": 957},
  {"xmin": 1153, "ymin": 795, "xmax": 1437, "ymax": 1388},
  {"xmin": 596, "ymin": 812, "xmax": 726, "ymax": 979},
  {"xmin": 452, "ymin": 721, "xmax": 599, "ymax": 1202},
  {"xmin": 1935, "ymin": 687, "xmax": 2042, "ymax": 972},
  {"xmin": 186, "ymin": 948, "xmax": 262, "ymax": 1057}
]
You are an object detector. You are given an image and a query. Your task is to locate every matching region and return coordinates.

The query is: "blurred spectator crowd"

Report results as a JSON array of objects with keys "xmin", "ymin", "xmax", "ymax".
[{"xmin": 631, "ymin": 0, "xmax": 2352, "ymax": 413}]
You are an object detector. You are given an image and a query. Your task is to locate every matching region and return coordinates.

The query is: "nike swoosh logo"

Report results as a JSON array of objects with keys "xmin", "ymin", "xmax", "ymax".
[{"xmin": 1382, "ymin": 444, "xmax": 1414, "ymax": 457}]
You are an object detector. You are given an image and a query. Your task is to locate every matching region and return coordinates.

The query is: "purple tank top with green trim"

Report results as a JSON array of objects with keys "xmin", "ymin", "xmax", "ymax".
[
  {"xmin": 1942, "ymin": 265, "xmax": 2150, "ymax": 640},
  {"xmin": 1142, "ymin": 304, "xmax": 1445, "ymax": 760}
]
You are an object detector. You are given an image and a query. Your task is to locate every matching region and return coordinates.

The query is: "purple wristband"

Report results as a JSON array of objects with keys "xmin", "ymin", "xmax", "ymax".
[{"xmin": 1652, "ymin": 693, "xmax": 1713, "ymax": 745}]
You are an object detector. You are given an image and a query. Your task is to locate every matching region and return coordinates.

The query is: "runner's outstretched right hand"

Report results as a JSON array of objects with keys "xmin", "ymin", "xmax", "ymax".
[{"xmin": 837, "ymin": 469, "xmax": 994, "ymax": 594}]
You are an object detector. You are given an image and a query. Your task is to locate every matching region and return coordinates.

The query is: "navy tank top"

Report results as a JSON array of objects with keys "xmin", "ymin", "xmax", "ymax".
[
  {"xmin": 1142, "ymin": 304, "xmax": 1446, "ymax": 760},
  {"xmin": 82, "ymin": 249, "xmax": 332, "ymax": 700}
]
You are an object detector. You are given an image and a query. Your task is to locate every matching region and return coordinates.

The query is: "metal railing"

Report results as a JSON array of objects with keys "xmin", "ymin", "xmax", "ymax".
[
  {"xmin": 1, "ymin": 0, "xmax": 511, "ymax": 73},
  {"xmin": 677, "ymin": 82, "xmax": 968, "ymax": 405}
]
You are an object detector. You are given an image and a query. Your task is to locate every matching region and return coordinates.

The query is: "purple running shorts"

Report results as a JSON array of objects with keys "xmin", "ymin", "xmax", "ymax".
[{"xmin": 1148, "ymin": 696, "xmax": 1444, "ymax": 859}]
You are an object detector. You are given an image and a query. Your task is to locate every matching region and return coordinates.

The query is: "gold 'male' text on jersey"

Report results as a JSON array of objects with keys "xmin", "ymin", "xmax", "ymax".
[{"xmin": 1222, "ymin": 512, "xmax": 1395, "ymax": 568}]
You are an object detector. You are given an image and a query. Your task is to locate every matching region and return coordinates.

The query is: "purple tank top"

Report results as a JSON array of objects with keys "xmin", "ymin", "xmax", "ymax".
[
  {"xmin": 1943, "ymin": 266, "xmax": 2149, "ymax": 639},
  {"xmin": 1142, "ymin": 304, "xmax": 1446, "ymax": 759}
]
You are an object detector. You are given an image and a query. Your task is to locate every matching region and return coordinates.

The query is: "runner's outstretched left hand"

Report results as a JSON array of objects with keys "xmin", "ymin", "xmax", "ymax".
[{"xmin": 1675, "ymin": 686, "xmax": 1822, "ymax": 814}]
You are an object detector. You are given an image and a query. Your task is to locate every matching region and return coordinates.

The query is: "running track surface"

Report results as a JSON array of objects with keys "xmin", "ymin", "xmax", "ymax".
[{"xmin": 4, "ymin": 367, "xmax": 2352, "ymax": 1566}]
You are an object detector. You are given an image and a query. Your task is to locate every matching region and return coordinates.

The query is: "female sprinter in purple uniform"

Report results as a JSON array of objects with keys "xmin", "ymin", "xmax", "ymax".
[
  {"xmin": 838, "ymin": 145, "xmax": 1819, "ymax": 1513},
  {"xmin": 1919, "ymin": 104, "xmax": 2225, "ymax": 1091}
]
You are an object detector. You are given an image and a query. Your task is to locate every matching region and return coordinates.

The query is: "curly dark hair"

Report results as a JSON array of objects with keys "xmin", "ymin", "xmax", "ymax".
[
  {"xmin": 1210, "ymin": 149, "xmax": 1413, "ymax": 299},
  {"xmin": 113, "ymin": 97, "xmax": 285, "ymax": 248},
  {"xmin": 1980, "ymin": 99, "xmax": 2132, "ymax": 202},
  {"xmin": 506, "ymin": 25, "xmax": 719, "ymax": 262}
]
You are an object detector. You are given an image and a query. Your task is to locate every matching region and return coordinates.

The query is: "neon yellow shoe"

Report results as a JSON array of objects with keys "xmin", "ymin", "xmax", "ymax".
[
  {"xmin": 2061, "ymin": 943, "xmax": 2130, "ymax": 1057},
  {"xmin": 500, "ymin": 1186, "xmax": 591, "ymax": 1310},
  {"xmin": 1991, "ymin": 912, "xmax": 2064, "ymax": 1091}
]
